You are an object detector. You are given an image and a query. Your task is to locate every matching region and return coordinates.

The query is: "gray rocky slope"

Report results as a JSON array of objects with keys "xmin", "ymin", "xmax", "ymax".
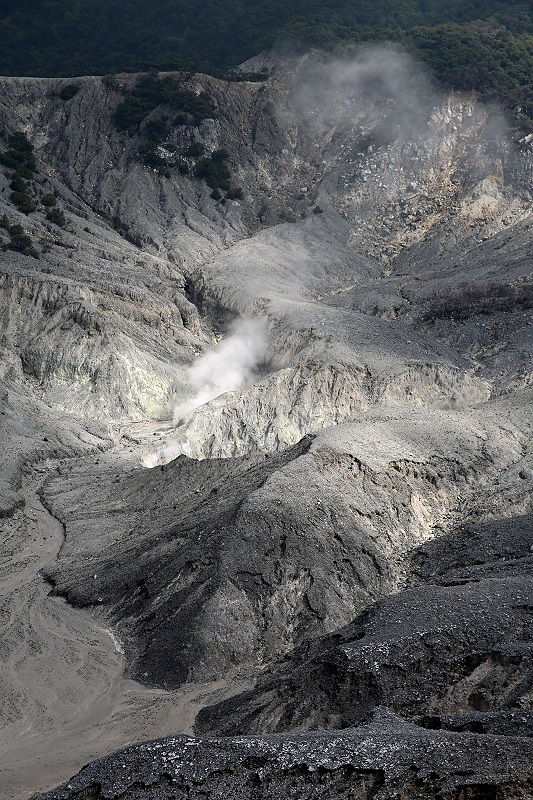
[{"xmin": 0, "ymin": 49, "xmax": 531, "ymax": 799}]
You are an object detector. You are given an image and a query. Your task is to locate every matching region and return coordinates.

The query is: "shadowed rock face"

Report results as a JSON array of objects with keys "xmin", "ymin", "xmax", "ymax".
[
  {"xmin": 195, "ymin": 496, "xmax": 533, "ymax": 735},
  {"xmin": 0, "ymin": 52, "xmax": 532, "ymax": 800},
  {"xmin": 41, "ymin": 407, "xmax": 530, "ymax": 688},
  {"xmin": 196, "ymin": 573, "xmax": 533, "ymax": 735}
]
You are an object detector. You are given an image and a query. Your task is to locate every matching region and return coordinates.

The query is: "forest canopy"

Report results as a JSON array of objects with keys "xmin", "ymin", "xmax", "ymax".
[{"xmin": 0, "ymin": 0, "xmax": 531, "ymax": 116}]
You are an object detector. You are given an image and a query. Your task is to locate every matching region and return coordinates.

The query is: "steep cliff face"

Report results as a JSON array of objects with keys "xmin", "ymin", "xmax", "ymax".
[{"xmin": 0, "ymin": 51, "xmax": 532, "ymax": 800}]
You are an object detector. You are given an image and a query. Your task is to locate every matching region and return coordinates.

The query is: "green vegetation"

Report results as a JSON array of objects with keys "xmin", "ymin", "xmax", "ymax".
[
  {"xmin": 0, "ymin": 215, "xmax": 38, "ymax": 257},
  {"xmin": 114, "ymin": 75, "xmax": 216, "ymax": 130},
  {"xmin": 112, "ymin": 75, "xmax": 220, "ymax": 176},
  {"xmin": 406, "ymin": 23, "xmax": 533, "ymax": 119},
  {"xmin": 184, "ymin": 148, "xmax": 242, "ymax": 199},
  {"xmin": 421, "ymin": 282, "xmax": 533, "ymax": 322},
  {"xmin": 226, "ymin": 187, "xmax": 244, "ymax": 200},
  {"xmin": 0, "ymin": 1, "xmax": 531, "ymax": 117},
  {"xmin": 59, "ymin": 84, "xmax": 81, "ymax": 100},
  {"xmin": 112, "ymin": 77, "xmax": 241, "ymax": 194},
  {"xmin": 0, "ymin": 131, "xmax": 37, "ymax": 175},
  {"xmin": 10, "ymin": 191, "xmax": 37, "ymax": 214},
  {"xmin": 194, "ymin": 149, "xmax": 231, "ymax": 191},
  {"xmin": 46, "ymin": 207, "xmax": 67, "ymax": 227},
  {"xmin": 0, "ymin": 131, "xmax": 68, "ymax": 224},
  {"xmin": 0, "ymin": 131, "xmax": 39, "ymax": 214},
  {"xmin": 138, "ymin": 117, "xmax": 172, "ymax": 171},
  {"xmin": 185, "ymin": 141, "xmax": 206, "ymax": 158}
]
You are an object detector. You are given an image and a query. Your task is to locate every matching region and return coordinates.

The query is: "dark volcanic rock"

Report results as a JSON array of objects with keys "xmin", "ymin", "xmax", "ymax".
[
  {"xmin": 417, "ymin": 709, "xmax": 533, "ymax": 738},
  {"xmin": 196, "ymin": 574, "xmax": 533, "ymax": 735},
  {"xmin": 411, "ymin": 513, "xmax": 533, "ymax": 584},
  {"xmin": 43, "ymin": 436, "xmax": 317, "ymax": 686},
  {"xmin": 195, "ymin": 440, "xmax": 533, "ymax": 738},
  {"xmin": 42, "ymin": 408, "xmax": 529, "ymax": 690},
  {"xmin": 36, "ymin": 710, "xmax": 533, "ymax": 800}
]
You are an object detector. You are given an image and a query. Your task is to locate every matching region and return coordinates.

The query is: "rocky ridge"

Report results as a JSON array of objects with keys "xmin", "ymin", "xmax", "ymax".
[{"xmin": 38, "ymin": 710, "xmax": 533, "ymax": 800}]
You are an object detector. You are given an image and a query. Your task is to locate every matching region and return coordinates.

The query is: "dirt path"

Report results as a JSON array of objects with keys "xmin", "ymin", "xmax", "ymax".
[{"xmin": 0, "ymin": 470, "xmax": 249, "ymax": 800}]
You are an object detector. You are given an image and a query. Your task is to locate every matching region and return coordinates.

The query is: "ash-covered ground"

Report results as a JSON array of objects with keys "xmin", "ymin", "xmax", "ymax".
[{"xmin": 0, "ymin": 50, "xmax": 531, "ymax": 799}]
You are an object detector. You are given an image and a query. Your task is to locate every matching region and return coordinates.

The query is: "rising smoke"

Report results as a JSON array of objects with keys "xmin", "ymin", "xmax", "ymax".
[
  {"xmin": 142, "ymin": 317, "xmax": 268, "ymax": 467},
  {"xmin": 173, "ymin": 317, "xmax": 268, "ymax": 424},
  {"xmin": 291, "ymin": 45, "xmax": 512, "ymax": 175},
  {"xmin": 291, "ymin": 45, "xmax": 435, "ymax": 137}
]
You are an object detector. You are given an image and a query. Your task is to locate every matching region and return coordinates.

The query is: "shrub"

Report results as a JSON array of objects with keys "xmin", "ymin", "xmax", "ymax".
[
  {"xmin": 139, "ymin": 140, "xmax": 166, "ymax": 169},
  {"xmin": 194, "ymin": 152, "xmax": 231, "ymax": 189},
  {"xmin": 211, "ymin": 148, "xmax": 230, "ymax": 163},
  {"xmin": 421, "ymin": 282, "xmax": 533, "ymax": 322},
  {"xmin": 115, "ymin": 76, "xmax": 216, "ymax": 131},
  {"xmin": 11, "ymin": 191, "xmax": 37, "ymax": 214},
  {"xmin": 46, "ymin": 207, "xmax": 66, "ymax": 227},
  {"xmin": 313, "ymin": 205, "xmax": 323, "ymax": 214},
  {"xmin": 0, "ymin": 217, "xmax": 38, "ymax": 257},
  {"xmin": 59, "ymin": 84, "xmax": 81, "ymax": 101},
  {"xmin": 138, "ymin": 117, "xmax": 174, "ymax": 170},
  {"xmin": 9, "ymin": 174, "xmax": 28, "ymax": 193},
  {"xmin": 6, "ymin": 131, "xmax": 33, "ymax": 154},
  {"xmin": 0, "ymin": 217, "xmax": 21, "ymax": 233},
  {"xmin": 143, "ymin": 117, "xmax": 168, "ymax": 143},
  {"xmin": 9, "ymin": 232, "xmax": 37, "ymax": 255},
  {"xmin": 41, "ymin": 193, "xmax": 57, "ymax": 207},
  {"xmin": 12, "ymin": 165, "xmax": 35, "ymax": 180},
  {"xmin": 186, "ymin": 141, "xmax": 206, "ymax": 158},
  {"xmin": 0, "ymin": 131, "xmax": 36, "ymax": 174},
  {"xmin": 226, "ymin": 187, "xmax": 244, "ymax": 200}
]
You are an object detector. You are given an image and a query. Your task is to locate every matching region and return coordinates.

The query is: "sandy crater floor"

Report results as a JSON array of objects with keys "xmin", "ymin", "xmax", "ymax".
[{"xmin": 0, "ymin": 463, "xmax": 247, "ymax": 800}]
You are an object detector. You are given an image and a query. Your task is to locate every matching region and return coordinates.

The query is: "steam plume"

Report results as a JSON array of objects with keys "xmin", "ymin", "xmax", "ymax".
[
  {"xmin": 291, "ymin": 45, "xmax": 435, "ymax": 137},
  {"xmin": 173, "ymin": 317, "xmax": 268, "ymax": 424}
]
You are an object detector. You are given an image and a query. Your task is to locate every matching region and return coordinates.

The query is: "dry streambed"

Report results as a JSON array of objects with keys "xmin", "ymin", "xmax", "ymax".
[{"xmin": 0, "ymin": 463, "xmax": 248, "ymax": 800}]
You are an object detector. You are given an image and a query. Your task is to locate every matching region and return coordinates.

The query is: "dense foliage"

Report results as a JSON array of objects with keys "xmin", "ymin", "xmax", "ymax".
[
  {"xmin": 113, "ymin": 75, "xmax": 243, "ymax": 196},
  {"xmin": 0, "ymin": 1, "xmax": 531, "ymax": 115},
  {"xmin": 114, "ymin": 75, "xmax": 217, "ymax": 130},
  {"xmin": 0, "ymin": 215, "xmax": 39, "ymax": 256},
  {"xmin": 0, "ymin": 131, "xmax": 37, "ymax": 176},
  {"xmin": 0, "ymin": 130, "xmax": 68, "ymax": 226},
  {"xmin": 0, "ymin": 131, "xmax": 38, "ymax": 213}
]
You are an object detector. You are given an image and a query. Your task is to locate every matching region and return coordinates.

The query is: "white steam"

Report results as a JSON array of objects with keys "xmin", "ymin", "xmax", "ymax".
[
  {"xmin": 291, "ymin": 45, "xmax": 435, "ymax": 138},
  {"xmin": 173, "ymin": 317, "xmax": 268, "ymax": 424}
]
